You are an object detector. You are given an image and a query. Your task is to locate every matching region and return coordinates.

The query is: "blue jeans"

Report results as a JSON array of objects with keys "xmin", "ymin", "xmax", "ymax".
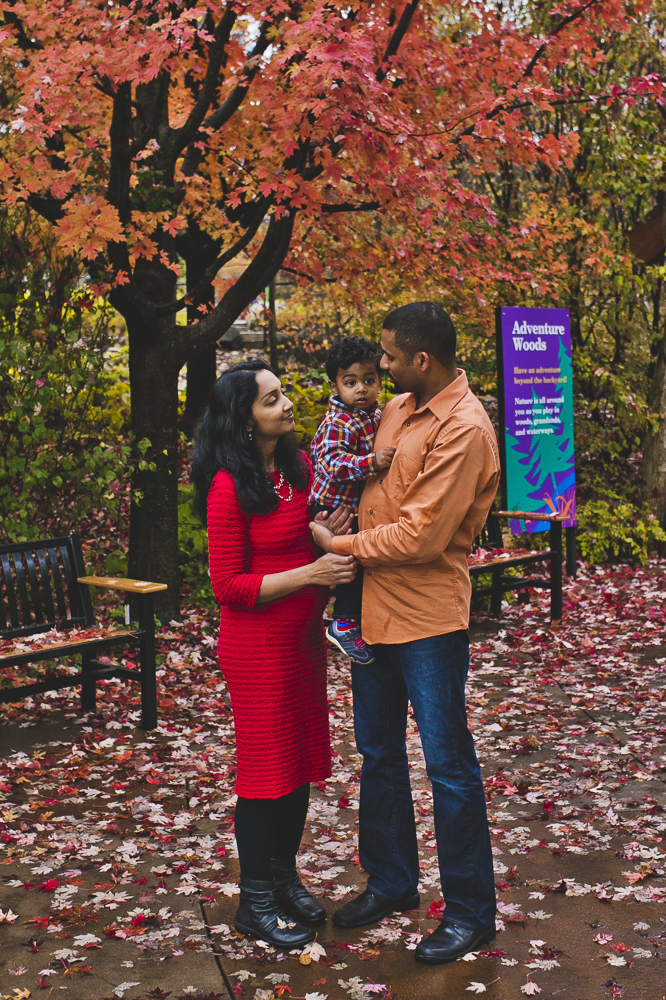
[{"xmin": 351, "ymin": 630, "xmax": 496, "ymax": 931}]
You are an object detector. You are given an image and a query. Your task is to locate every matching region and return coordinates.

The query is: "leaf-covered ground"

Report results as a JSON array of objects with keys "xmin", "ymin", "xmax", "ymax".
[{"xmin": 1, "ymin": 559, "xmax": 665, "ymax": 1000}]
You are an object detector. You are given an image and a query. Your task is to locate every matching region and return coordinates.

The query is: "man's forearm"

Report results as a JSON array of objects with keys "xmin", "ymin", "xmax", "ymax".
[{"xmin": 331, "ymin": 534, "xmax": 354, "ymax": 556}]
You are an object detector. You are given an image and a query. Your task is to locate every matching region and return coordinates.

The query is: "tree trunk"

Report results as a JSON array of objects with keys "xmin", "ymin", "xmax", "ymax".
[
  {"xmin": 267, "ymin": 277, "xmax": 278, "ymax": 372},
  {"xmin": 182, "ymin": 233, "xmax": 219, "ymax": 438},
  {"xmin": 126, "ymin": 326, "xmax": 181, "ymax": 621},
  {"xmin": 121, "ymin": 260, "xmax": 182, "ymax": 622},
  {"xmin": 183, "ymin": 344, "xmax": 217, "ymax": 439}
]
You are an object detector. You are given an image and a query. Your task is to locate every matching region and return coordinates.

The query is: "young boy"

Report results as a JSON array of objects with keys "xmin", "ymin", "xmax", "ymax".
[{"xmin": 310, "ymin": 337, "xmax": 395, "ymax": 664}]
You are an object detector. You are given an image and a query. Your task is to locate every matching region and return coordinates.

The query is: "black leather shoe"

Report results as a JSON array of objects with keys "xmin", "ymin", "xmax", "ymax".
[
  {"xmin": 415, "ymin": 920, "xmax": 496, "ymax": 964},
  {"xmin": 271, "ymin": 857, "xmax": 327, "ymax": 926},
  {"xmin": 333, "ymin": 887, "xmax": 420, "ymax": 928},
  {"xmin": 234, "ymin": 878, "xmax": 315, "ymax": 947}
]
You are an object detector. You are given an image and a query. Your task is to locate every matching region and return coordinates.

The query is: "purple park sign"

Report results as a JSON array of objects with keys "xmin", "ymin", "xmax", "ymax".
[{"xmin": 496, "ymin": 306, "xmax": 576, "ymax": 535}]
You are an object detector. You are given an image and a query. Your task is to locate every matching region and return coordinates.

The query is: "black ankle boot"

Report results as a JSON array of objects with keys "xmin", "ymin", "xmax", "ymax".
[
  {"xmin": 271, "ymin": 858, "xmax": 327, "ymax": 926},
  {"xmin": 234, "ymin": 878, "xmax": 315, "ymax": 947}
]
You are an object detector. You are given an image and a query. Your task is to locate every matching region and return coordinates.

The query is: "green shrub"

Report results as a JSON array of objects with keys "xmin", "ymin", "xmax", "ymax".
[
  {"xmin": 577, "ymin": 490, "xmax": 666, "ymax": 565},
  {"xmin": 178, "ymin": 484, "xmax": 216, "ymax": 606},
  {"xmin": 0, "ymin": 211, "xmax": 131, "ymax": 544}
]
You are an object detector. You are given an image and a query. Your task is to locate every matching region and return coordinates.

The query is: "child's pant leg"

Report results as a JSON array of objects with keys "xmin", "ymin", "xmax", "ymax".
[
  {"xmin": 310, "ymin": 505, "xmax": 364, "ymax": 623},
  {"xmin": 331, "ymin": 515, "xmax": 363, "ymax": 622}
]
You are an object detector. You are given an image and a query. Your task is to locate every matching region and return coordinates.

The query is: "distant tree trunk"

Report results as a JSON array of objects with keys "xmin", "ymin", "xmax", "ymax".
[
  {"xmin": 182, "ymin": 232, "xmax": 219, "ymax": 439},
  {"xmin": 267, "ymin": 277, "xmax": 278, "ymax": 372}
]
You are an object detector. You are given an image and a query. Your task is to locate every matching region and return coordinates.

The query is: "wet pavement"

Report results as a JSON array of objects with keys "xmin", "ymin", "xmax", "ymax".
[{"xmin": 1, "ymin": 559, "xmax": 666, "ymax": 1000}]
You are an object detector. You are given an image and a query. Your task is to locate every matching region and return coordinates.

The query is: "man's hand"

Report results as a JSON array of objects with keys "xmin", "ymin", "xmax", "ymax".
[
  {"xmin": 310, "ymin": 519, "xmax": 335, "ymax": 553},
  {"xmin": 314, "ymin": 504, "xmax": 354, "ymax": 536},
  {"xmin": 374, "ymin": 447, "xmax": 396, "ymax": 470}
]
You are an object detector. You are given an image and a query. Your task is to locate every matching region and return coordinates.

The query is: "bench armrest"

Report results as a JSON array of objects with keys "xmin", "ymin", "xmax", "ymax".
[
  {"xmin": 493, "ymin": 510, "xmax": 567, "ymax": 522},
  {"xmin": 77, "ymin": 576, "xmax": 168, "ymax": 594}
]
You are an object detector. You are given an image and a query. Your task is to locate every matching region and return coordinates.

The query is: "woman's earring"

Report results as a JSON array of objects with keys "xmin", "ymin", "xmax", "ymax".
[{"xmin": 247, "ymin": 428, "xmax": 253, "ymax": 441}]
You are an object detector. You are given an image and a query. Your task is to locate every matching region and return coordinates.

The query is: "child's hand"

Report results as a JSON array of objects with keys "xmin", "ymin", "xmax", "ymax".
[{"xmin": 374, "ymin": 447, "xmax": 396, "ymax": 470}]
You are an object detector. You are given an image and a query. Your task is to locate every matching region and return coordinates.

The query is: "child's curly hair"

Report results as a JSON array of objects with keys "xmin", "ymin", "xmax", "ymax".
[{"xmin": 325, "ymin": 337, "xmax": 381, "ymax": 382}]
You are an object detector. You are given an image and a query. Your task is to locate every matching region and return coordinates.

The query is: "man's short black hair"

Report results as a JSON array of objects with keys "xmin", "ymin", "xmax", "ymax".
[
  {"xmin": 382, "ymin": 301, "xmax": 456, "ymax": 367},
  {"xmin": 325, "ymin": 336, "xmax": 381, "ymax": 382}
]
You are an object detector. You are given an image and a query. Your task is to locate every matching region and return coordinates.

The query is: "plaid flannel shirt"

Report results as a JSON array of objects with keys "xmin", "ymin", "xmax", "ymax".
[{"xmin": 310, "ymin": 397, "xmax": 382, "ymax": 513}]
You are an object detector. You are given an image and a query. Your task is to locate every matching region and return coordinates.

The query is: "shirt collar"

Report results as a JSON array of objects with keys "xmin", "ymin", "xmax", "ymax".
[
  {"xmin": 330, "ymin": 396, "xmax": 380, "ymax": 418},
  {"xmin": 398, "ymin": 369, "xmax": 469, "ymax": 419}
]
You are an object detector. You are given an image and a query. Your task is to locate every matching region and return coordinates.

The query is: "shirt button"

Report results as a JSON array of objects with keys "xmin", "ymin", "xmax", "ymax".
[
  {"xmin": 406, "ymin": 421, "xmax": 411, "ymax": 427},
  {"xmin": 379, "ymin": 480, "xmax": 383, "ymax": 484},
  {"xmin": 368, "ymin": 509, "xmax": 373, "ymax": 514},
  {"xmin": 366, "ymin": 570, "xmax": 371, "ymax": 576}
]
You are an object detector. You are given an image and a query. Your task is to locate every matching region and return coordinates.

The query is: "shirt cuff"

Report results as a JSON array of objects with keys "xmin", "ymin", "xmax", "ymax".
[{"xmin": 331, "ymin": 534, "xmax": 354, "ymax": 555}]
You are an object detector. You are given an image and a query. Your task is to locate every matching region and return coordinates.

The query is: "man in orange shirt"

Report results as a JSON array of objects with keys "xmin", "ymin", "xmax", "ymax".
[{"xmin": 310, "ymin": 301, "xmax": 500, "ymax": 964}]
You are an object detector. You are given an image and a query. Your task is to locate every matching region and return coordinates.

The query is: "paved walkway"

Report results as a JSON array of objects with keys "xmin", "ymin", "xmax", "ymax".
[{"xmin": 1, "ymin": 559, "xmax": 665, "ymax": 999}]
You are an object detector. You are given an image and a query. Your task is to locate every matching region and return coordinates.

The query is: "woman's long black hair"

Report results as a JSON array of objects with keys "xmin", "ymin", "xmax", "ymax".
[{"xmin": 191, "ymin": 360, "xmax": 309, "ymax": 521}]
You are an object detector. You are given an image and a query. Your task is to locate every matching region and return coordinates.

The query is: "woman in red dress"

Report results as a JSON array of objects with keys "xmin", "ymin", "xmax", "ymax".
[{"xmin": 191, "ymin": 360, "xmax": 356, "ymax": 947}]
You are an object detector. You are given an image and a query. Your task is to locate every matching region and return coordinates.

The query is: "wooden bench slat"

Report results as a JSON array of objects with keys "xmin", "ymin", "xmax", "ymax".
[
  {"xmin": 0, "ymin": 629, "xmax": 139, "ymax": 669},
  {"xmin": 469, "ymin": 551, "xmax": 551, "ymax": 573},
  {"xmin": 494, "ymin": 510, "xmax": 568, "ymax": 522},
  {"xmin": 77, "ymin": 576, "xmax": 168, "ymax": 594}
]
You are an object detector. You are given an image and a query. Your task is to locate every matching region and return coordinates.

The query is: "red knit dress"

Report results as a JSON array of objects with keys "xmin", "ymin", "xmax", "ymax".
[{"xmin": 207, "ymin": 465, "xmax": 332, "ymax": 799}]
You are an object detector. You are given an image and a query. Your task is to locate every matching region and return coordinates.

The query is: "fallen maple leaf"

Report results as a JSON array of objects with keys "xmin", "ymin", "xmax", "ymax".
[
  {"xmin": 466, "ymin": 984, "xmax": 487, "ymax": 994},
  {"xmin": 521, "ymin": 982, "xmax": 542, "ymax": 995}
]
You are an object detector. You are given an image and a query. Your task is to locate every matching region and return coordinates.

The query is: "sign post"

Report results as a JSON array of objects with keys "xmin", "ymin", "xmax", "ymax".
[{"xmin": 496, "ymin": 306, "xmax": 576, "ymax": 569}]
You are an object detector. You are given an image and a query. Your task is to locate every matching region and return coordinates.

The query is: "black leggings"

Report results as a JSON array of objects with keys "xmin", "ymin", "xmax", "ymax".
[{"xmin": 234, "ymin": 782, "xmax": 311, "ymax": 881}]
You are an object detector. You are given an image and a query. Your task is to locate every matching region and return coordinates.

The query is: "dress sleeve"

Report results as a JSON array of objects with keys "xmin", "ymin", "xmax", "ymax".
[{"xmin": 207, "ymin": 471, "xmax": 264, "ymax": 608}]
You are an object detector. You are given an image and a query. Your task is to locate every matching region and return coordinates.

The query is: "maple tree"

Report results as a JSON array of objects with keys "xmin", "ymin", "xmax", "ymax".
[{"xmin": 0, "ymin": 0, "xmax": 644, "ymax": 615}]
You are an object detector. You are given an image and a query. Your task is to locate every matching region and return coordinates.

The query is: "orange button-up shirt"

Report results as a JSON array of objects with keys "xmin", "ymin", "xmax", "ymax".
[{"xmin": 331, "ymin": 370, "xmax": 500, "ymax": 643}]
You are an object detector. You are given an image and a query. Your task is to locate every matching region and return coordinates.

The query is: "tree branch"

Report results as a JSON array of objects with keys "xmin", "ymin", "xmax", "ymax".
[
  {"xmin": 153, "ymin": 198, "xmax": 271, "ymax": 317},
  {"xmin": 180, "ymin": 17, "xmax": 278, "ymax": 178},
  {"xmin": 107, "ymin": 82, "xmax": 133, "ymax": 223},
  {"xmin": 169, "ymin": 4, "xmax": 238, "ymax": 163},
  {"xmin": 523, "ymin": 0, "xmax": 599, "ymax": 77},
  {"xmin": 376, "ymin": 0, "xmax": 420, "ymax": 82},
  {"xmin": 320, "ymin": 201, "xmax": 381, "ymax": 213},
  {"xmin": 177, "ymin": 212, "xmax": 296, "ymax": 362}
]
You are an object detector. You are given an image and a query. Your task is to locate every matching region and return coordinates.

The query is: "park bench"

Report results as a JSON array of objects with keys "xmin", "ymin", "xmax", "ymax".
[
  {"xmin": 0, "ymin": 533, "xmax": 167, "ymax": 730},
  {"xmin": 469, "ymin": 510, "xmax": 570, "ymax": 620}
]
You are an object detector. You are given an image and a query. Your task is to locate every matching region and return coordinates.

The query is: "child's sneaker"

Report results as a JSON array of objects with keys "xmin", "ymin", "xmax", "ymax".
[{"xmin": 326, "ymin": 620, "xmax": 375, "ymax": 665}]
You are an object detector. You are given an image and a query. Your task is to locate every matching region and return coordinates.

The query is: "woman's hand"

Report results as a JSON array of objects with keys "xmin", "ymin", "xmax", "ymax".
[
  {"xmin": 314, "ymin": 504, "xmax": 354, "ymax": 536},
  {"xmin": 308, "ymin": 552, "xmax": 357, "ymax": 587}
]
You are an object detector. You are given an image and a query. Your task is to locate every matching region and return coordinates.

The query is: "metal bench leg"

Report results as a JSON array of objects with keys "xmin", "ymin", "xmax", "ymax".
[
  {"xmin": 136, "ymin": 592, "xmax": 158, "ymax": 730},
  {"xmin": 550, "ymin": 520, "xmax": 563, "ymax": 620},
  {"xmin": 80, "ymin": 650, "xmax": 97, "ymax": 713},
  {"xmin": 490, "ymin": 567, "xmax": 503, "ymax": 616},
  {"xmin": 565, "ymin": 525, "xmax": 577, "ymax": 578}
]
